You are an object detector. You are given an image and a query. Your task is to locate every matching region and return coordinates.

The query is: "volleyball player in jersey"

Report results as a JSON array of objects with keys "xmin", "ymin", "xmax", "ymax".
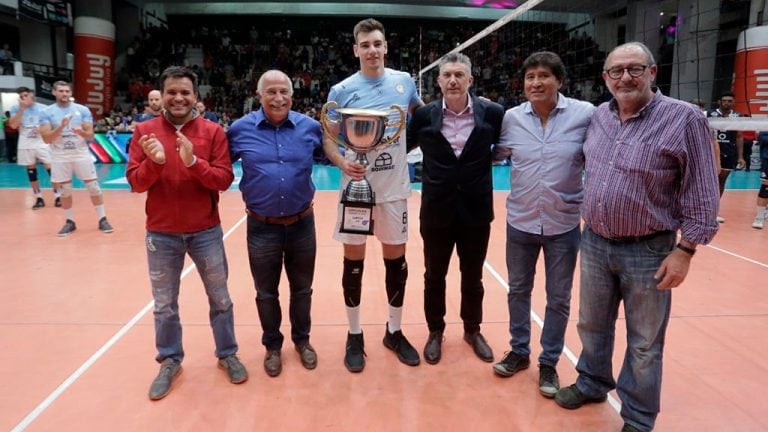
[
  {"xmin": 7, "ymin": 86, "xmax": 60, "ymax": 209},
  {"xmin": 322, "ymin": 18, "xmax": 423, "ymax": 372},
  {"xmin": 39, "ymin": 81, "xmax": 114, "ymax": 236}
]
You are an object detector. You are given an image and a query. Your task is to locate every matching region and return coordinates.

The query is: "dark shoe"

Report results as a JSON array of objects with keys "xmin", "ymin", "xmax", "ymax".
[
  {"xmin": 538, "ymin": 364, "xmax": 560, "ymax": 398},
  {"xmin": 218, "ymin": 355, "xmax": 248, "ymax": 384},
  {"xmin": 423, "ymin": 331, "xmax": 443, "ymax": 365},
  {"xmin": 295, "ymin": 343, "xmax": 318, "ymax": 370},
  {"xmin": 57, "ymin": 219, "xmax": 77, "ymax": 237},
  {"xmin": 264, "ymin": 349, "xmax": 282, "ymax": 377},
  {"xmin": 621, "ymin": 424, "xmax": 642, "ymax": 432},
  {"xmin": 463, "ymin": 331, "xmax": 494, "ymax": 362},
  {"xmin": 148, "ymin": 359, "xmax": 182, "ymax": 400},
  {"xmin": 554, "ymin": 384, "xmax": 608, "ymax": 409},
  {"xmin": 32, "ymin": 197, "xmax": 45, "ymax": 210},
  {"xmin": 383, "ymin": 325, "xmax": 420, "ymax": 366},
  {"xmin": 492, "ymin": 351, "xmax": 530, "ymax": 377},
  {"xmin": 55, "ymin": 196, "xmax": 62, "ymax": 207},
  {"xmin": 98, "ymin": 217, "xmax": 114, "ymax": 233},
  {"xmin": 344, "ymin": 332, "xmax": 366, "ymax": 373}
]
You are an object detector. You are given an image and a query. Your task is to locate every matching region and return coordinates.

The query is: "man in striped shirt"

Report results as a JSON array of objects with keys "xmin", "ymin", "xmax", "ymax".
[{"xmin": 553, "ymin": 42, "xmax": 719, "ymax": 432}]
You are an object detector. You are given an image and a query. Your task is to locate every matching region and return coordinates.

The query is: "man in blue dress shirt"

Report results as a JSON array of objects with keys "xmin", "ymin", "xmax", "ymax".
[{"xmin": 228, "ymin": 70, "xmax": 324, "ymax": 378}]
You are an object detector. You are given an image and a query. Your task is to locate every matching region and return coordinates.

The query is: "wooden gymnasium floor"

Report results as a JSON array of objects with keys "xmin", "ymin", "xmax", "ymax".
[{"xmin": 0, "ymin": 163, "xmax": 766, "ymax": 432}]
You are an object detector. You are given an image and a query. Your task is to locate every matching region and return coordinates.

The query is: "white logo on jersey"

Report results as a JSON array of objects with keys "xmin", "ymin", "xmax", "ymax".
[{"xmin": 395, "ymin": 84, "xmax": 405, "ymax": 94}]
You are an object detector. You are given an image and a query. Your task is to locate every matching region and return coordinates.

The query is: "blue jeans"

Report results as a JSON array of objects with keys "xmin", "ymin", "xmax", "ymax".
[
  {"xmin": 506, "ymin": 224, "xmax": 580, "ymax": 366},
  {"xmin": 147, "ymin": 225, "xmax": 238, "ymax": 363},
  {"xmin": 246, "ymin": 214, "xmax": 316, "ymax": 350},
  {"xmin": 575, "ymin": 226, "xmax": 675, "ymax": 432}
]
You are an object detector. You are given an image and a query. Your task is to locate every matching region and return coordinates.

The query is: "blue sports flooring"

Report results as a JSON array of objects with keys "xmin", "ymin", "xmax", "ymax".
[{"xmin": 0, "ymin": 161, "xmax": 761, "ymax": 191}]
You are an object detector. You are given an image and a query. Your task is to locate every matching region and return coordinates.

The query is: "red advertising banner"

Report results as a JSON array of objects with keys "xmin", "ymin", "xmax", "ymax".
[
  {"xmin": 74, "ymin": 17, "xmax": 114, "ymax": 120},
  {"xmin": 733, "ymin": 26, "xmax": 768, "ymax": 117}
]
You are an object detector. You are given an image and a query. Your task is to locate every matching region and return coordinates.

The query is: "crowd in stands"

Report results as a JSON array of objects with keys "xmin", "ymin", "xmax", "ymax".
[{"xmin": 99, "ymin": 16, "xmax": 606, "ymax": 131}]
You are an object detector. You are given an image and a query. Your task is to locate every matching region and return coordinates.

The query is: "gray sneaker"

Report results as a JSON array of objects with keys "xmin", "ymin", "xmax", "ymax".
[
  {"xmin": 98, "ymin": 217, "xmax": 114, "ymax": 233},
  {"xmin": 218, "ymin": 355, "xmax": 248, "ymax": 384},
  {"xmin": 32, "ymin": 197, "xmax": 45, "ymax": 210},
  {"xmin": 57, "ymin": 219, "xmax": 77, "ymax": 237},
  {"xmin": 148, "ymin": 359, "xmax": 182, "ymax": 400},
  {"xmin": 538, "ymin": 364, "xmax": 560, "ymax": 398}
]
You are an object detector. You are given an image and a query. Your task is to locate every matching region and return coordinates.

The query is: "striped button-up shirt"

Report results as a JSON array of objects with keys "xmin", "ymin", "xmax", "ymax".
[
  {"xmin": 497, "ymin": 94, "xmax": 595, "ymax": 235},
  {"xmin": 582, "ymin": 91, "xmax": 719, "ymax": 245}
]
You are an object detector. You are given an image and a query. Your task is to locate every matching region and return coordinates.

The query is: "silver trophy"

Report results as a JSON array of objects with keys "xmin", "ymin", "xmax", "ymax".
[{"xmin": 321, "ymin": 101, "xmax": 406, "ymax": 235}]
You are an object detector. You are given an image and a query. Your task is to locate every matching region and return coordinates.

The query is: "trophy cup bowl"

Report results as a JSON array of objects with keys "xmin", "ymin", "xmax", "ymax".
[{"xmin": 320, "ymin": 102, "xmax": 406, "ymax": 235}]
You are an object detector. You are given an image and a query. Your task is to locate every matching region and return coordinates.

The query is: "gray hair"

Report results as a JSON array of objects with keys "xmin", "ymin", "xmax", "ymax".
[
  {"xmin": 438, "ymin": 52, "xmax": 472, "ymax": 73},
  {"xmin": 605, "ymin": 42, "xmax": 656, "ymax": 68},
  {"xmin": 257, "ymin": 70, "xmax": 293, "ymax": 96}
]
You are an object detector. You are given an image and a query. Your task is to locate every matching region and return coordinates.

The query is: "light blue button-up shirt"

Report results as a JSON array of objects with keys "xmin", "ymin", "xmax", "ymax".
[{"xmin": 496, "ymin": 93, "xmax": 595, "ymax": 235}]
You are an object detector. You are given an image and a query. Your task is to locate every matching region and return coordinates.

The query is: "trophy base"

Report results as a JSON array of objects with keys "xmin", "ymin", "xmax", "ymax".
[{"xmin": 339, "ymin": 200, "xmax": 375, "ymax": 235}]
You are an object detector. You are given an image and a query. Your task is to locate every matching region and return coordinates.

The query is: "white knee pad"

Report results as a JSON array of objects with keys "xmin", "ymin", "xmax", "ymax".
[
  {"xmin": 59, "ymin": 182, "xmax": 73, "ymax": 198},
  {"xmin": 86, "ymin": 180, "xmax": 102, "ymax": 196}
]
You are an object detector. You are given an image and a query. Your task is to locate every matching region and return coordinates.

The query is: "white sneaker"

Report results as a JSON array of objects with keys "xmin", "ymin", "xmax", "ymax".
[
  {"xmin": 752, "ymin": 217, "xmax": 764, "ymax": 229},
  {"xmin": 716, "ymin": 215, "xmax": 725, "ymax": 223}
]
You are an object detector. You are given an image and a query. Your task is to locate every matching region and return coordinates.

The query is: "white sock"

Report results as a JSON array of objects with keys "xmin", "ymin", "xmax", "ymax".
[
  {"xmin": 34, "ymin": 190, "xmax": 42, "ymax": 197},
  {"xmin": 54, "ymin": 189, "xmax": 61, "ymax": 198},
  {"xmin": 95, "ymin": 204, "xmax": 106, "ymax": 219},
  {"xmin": 346, "ymin": 306, "xmax": 361, "ymax": 334},
  {"xmin": 387, "ymin": 306, "xmax": 403, "ymax": 333},
  {"xmin": 64, "ymin": 208, "xmax": 74, "ymax": 221},
  {"xmin": 758, "ymin": 206, "xmax": 768, "ymax": 220}
]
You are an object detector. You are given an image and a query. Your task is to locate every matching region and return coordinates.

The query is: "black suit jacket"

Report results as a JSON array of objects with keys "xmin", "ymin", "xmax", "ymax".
[{"xmin": 407, "ymin": 95, "xmax": 504, "ymax": 229}]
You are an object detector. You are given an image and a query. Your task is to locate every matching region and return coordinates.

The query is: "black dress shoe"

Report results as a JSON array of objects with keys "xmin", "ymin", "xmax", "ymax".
[
  {"xmin": 463, "ymin": 331, "xmax": 494, "ymax": 362},
  {"xmin": 423, "ymin": 331, "xmax": 443, "ymax": 365}
]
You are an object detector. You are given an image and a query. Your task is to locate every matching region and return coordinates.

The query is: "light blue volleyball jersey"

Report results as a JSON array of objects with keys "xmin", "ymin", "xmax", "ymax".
[
  {"xmin": 9, "ymin": 102, "xmax": 47, "ymax": 149},
  {"xmin": 40, "ymin": 103, "xmax": 93, "ymax": 160},
  {"xmin": 328, "ymin": 68, "xmax": 421, "ymax": 202}
]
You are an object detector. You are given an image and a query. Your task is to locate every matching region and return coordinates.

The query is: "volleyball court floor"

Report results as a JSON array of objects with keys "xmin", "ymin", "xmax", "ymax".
[{"xmin": 0, "ymin": 163, "xmax": 766, "ymax": 431}]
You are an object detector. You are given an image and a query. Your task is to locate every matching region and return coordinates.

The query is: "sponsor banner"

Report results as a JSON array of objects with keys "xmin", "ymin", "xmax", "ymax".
[
  {"xmin": 34, "ymin": 73, "xmax": 58, "ymax": 100},
  {"xmin": 74, "ymin": 17, "xmax": 115, "ymax": 120}
]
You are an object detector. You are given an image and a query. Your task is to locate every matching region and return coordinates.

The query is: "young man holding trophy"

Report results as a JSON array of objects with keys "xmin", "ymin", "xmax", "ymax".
[{"xmin": 321, "ymin": 18, "xmax": 423, "ymax": 373}]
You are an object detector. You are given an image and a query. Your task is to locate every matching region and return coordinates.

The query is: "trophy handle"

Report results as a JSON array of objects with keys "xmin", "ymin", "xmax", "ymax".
[
  {"xmin": 320, "ymin": 101, "xmax": 345, "ymax": 147},
  {"xmin": 379, "ymin": 104, "xmax": 406, "ymax": 147}
]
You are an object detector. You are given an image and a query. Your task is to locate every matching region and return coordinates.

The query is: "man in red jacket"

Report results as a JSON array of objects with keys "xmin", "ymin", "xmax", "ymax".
[{"xmin": 126, "ymin": 66, "xmax": 248, "ymax": 401}]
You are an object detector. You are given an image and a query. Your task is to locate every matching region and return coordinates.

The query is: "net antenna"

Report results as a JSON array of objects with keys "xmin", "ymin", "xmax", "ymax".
[{"xmin": 417, "ymin": 0, "xmax": 547, "ymax": 95}]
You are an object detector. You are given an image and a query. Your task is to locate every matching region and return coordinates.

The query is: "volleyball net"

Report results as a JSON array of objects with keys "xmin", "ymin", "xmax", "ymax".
[{"xmin": 415, "ymin": 0, "xmax": 768, "ymax": 128}]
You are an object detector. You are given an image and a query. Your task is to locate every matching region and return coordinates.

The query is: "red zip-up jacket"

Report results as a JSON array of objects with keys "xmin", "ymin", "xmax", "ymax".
[{"xmin": 126, "ymin": 114, "xmax": 234, "ymax": 233}]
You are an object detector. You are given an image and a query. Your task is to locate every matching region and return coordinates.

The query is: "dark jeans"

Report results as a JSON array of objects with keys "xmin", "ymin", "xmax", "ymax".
[
  {"xmin": 246, "ymin": 214, "xmax": 316, "ymax": 350},
  {"xmin": 421, "ymin": 222, "xmax": 491, "ymax": 333},
  {"xmin": 146, "ymin": 225, "xmax": 238, "ymax": 363},
  {"xmin": 505, "ymin": 224, "xmax": 580, "ymax": 366}
]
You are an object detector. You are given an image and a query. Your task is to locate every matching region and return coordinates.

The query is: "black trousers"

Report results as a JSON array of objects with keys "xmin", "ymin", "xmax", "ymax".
[{"xmin": 420, "ymin": 221, "xmax": 491, "ymax": 333}]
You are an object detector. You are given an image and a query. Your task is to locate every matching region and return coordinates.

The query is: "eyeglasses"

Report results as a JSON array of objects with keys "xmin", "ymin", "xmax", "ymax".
[{"xmin": 604, "ymin": 65, "xmax": 649, "ymax": 80}]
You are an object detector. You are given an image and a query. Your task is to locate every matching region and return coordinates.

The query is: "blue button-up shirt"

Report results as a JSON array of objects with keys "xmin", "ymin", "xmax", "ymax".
[
  {"xmin": 496, "ymin": 94, "xmax": 595, "ymax": 235},
  {"xmin": 228, "ymin": 109, "xmax": 323, "ymax": 217}
]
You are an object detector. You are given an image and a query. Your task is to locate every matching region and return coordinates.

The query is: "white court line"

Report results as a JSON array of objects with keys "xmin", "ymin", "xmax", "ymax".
[
  {"xmin": 483, "ymin": 261, "xmax": 624, "ymax": 413},
  {"xmin": 11, "ymin": 215, "xmax": 248, "ymax": 432},
  {"xmin": 706, "ymin": 244, "xmax": 768, "ymax": 268}
]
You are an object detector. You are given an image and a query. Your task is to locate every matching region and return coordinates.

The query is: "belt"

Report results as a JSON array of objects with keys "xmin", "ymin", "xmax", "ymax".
[
  {"xmin": 246, "ymin": 203, "xmax": 313, "ymax": 225},
  {"xmin": 599, "ymin": 230, "xmax": 675, "ymax": 245}
]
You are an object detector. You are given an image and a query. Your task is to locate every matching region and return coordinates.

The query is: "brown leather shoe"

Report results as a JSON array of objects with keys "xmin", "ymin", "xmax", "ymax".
[
  {"xmin": 423, "ymin": 331, "xmax": 443, "ymax": 365},
  {"xmin": 295, "ymin": 343, "xmax": 317, "ymax": 370},
  {"xmin": 264, "ymin": 349, "xmax": 282, "ymax": 377},
  {"xmin": 463, "ymin": 331, "xmax": 494, "ymax": 362}
]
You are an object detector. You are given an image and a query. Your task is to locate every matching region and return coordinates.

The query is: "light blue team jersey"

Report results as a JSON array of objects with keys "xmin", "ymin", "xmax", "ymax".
[
  {"xmin": 39, "ymin": 103, "xmax": 94, "ymax": 161},
  {"xmin": 328, "ymin": 68, "xmax": 421, "ymax": 202},
  {"xmin": 9, "ymin": 102, "xmax": 47, "ymax": 149}
]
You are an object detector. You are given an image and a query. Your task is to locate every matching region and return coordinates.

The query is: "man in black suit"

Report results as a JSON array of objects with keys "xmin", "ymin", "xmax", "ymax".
[{"xmin": 407, "ymin": 52, "xmax": 504, "ymax": 364}]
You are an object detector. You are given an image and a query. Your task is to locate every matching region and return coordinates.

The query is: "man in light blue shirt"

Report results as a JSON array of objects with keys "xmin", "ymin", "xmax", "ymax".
[
  {"xmin": 492, "ymin": 52, "xmax": 594, "ymax": 398},
  {"xmin": 8, "ymin": 86, "xmax": 60, "ymax": 209},
  {"xmin": 39, "ymin": 80, "xmax": 114, "ymax": 236}
]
